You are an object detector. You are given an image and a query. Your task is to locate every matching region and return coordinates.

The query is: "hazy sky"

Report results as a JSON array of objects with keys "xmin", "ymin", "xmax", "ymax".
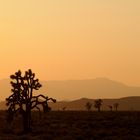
[{"xmin": 0, "ymin": 0, "xmax": 140, "ymax": 86}]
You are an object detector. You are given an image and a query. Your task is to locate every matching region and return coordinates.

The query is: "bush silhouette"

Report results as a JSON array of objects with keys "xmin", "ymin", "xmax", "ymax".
[
  {"xmin": 94, "ymin": 99, "xmax": 103, "ymax": 112},
  {"xmin": 85, "ymin": 102, "xmax": 92, "ymax": 111},
  {"xmin": 6, "ymin": 69, "xmax": 56, "ymax": 133}
]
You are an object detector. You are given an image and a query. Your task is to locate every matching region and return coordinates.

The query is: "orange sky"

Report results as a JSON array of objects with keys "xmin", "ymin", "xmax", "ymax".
[{"xmin": 0, "ymin": 0, "xmax": 140, "ymax": 86}]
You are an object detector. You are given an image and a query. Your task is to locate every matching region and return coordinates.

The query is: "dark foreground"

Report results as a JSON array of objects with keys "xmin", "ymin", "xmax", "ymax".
[{"xmin": 0, "ymin": 111, "xmax": 140, "ymax": 140}]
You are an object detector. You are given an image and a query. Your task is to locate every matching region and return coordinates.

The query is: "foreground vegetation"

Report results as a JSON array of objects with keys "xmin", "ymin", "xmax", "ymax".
[
  {"xmin": 6, "ymin": 69, "xmax": 56, "ymax": 133},
  {"xmin": 0, "ymin": 111, "xmax": 140, "ymax": 140}
]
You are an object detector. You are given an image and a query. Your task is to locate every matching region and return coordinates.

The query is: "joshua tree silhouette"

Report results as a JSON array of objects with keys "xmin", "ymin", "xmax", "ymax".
[
  {"xmin": 94, "ymin": 99, "xmax": 103, "ymax": 112},
  {"xmin": 113, "ymin": 103, "xmax": 119, "ymax": 111},
  {"xmin": 6, "ymin": 69, "xmax": 56, "ymax": 133},
  {"xmin": 85, "ymin": 102, "xmax": 92, "ymax": 111}
]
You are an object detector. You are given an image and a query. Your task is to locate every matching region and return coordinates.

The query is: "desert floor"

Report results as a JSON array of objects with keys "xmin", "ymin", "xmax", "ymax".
[{"xmin": 0, "ymin": 111, "xmax": 140, "ymax": 140}]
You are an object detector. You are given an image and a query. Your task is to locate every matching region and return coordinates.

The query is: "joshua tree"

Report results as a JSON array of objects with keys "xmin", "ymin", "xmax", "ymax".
[
  {"xmin": 85, "ymin": 102, "xmax": 92, "ymax": 111},
  {"xmin": 6, "ymin": 69, "xmax": 56, "ymax": 133},
  {"xmin": 113, "ymin": 103, "xmax": 119, "ymax": 111},
  {"xmin": 94, "ymin": 99, "xmax": 103, "ymax": 112}
]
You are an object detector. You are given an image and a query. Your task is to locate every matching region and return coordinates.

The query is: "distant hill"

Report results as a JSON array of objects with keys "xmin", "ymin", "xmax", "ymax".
[
  {"xmin": 0, "ymin": 77, "xmax": 140, "ymax": 101},
  {"xmin": 48, "ymin": 96, "xmax": 140, "ymax": 111},
  {"xmin": 1, "ymin": 96, "xmax": 140, "ymax": 111}
]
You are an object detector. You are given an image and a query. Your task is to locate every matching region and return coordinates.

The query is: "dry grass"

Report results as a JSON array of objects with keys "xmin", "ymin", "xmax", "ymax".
[{"xmin": 0, "ymin": 111, "xmax": 140, "ymax": 140}]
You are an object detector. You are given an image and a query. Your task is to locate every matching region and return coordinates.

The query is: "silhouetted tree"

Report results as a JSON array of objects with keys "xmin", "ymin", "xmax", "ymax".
[
  {"xmin": 108, "ymin": 105, "xmax": 113, "ymax": 111},
  {"xmin": 85, "ymin": 102, "xmax": 92, "ymax": 111},
  {"xmin": 113, "ymin": 103, "xmax": 119, "ymax": 111},
  {"xmin": 94, "ymin": 99, "xmax": 103, "ymax": 112},
  {"xmin": 6, "ymin": 69, "xmax": 56, "ymax": 133}
]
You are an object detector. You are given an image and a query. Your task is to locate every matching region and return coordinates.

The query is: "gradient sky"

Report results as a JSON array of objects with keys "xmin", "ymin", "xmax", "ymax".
[{"xmin": 0, "ymin": 0, "xmax": 140, "ymax": 86}]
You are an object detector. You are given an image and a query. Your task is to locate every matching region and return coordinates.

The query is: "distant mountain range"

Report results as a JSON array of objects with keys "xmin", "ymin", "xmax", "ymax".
[
  {"xmin": 0, "ymin": 78, "xmax": 140, "ymax": 110},
  {"xmin": 0, "ymin": 78, "xmax": 140, "ymax": 101}
]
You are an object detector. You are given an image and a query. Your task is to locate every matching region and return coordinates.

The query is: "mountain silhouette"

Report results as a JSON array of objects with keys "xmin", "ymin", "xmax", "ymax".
[{"xmin": 0, "ymin": 78, "xmax": 140, "ymax": 101}]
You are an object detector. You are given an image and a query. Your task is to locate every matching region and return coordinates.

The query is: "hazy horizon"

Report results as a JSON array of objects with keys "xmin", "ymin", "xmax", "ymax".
[
  {"xmin": 1, "ymin": 0, "xmax": 140, "ymax": 89},
  {"xmin": 0, "ymin": 76, "xmax": 140, "ymax": 87},
  {"xmin": 1, "ymin": 76, "xmax": 140, "ymax": 87},
  {"xmin": 0, "ymin": 77, "xmax": 140, "ymax": 101}
]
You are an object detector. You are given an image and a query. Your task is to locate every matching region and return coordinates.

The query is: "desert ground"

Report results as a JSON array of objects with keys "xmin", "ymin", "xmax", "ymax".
[{"xmin": 0, "ymin": 111, "xmax": 140, "ymax": 140}]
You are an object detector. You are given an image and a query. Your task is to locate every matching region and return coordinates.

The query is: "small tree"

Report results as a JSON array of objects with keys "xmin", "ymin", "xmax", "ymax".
[
  {"xmin": 94, "ymin": 99, "xmax": 103, "ymax": 112},
  {"xmin": 85, "ymin": 102, "xmax": 92, "ymax": 111},
  {"xmin": 6, "ymin": 69, "xmax": 56, "ymax": 133},
  {"xmin": 113, "ymin": 103, "xmax": 119, "ymax": 111}
]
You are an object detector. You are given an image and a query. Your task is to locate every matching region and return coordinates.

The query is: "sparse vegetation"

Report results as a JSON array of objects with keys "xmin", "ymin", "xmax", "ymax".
[
  {"xmin": 94, "ymin": 99, "xmax": 103, "ymax": 112},
  {"xmin": 85, "ymin": 102, "xmax": 92, "ymax": 111}
]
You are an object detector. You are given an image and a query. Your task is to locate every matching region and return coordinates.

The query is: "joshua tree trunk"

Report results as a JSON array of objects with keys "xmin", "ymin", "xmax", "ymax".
[
  {"xmin": 22, "ymin": 103, "xmax": 31, "ymax": 133},
  {"xmin": 19, "ymin": 108, "xmax": 28, "ymax": 133},
  {"xmin": 23, "ymin": 114, "xmax": 28, "ymax": 133}
]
